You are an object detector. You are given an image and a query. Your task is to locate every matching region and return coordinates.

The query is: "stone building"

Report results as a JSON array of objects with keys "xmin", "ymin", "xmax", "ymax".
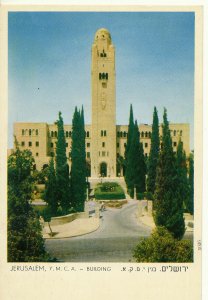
[{"xmin": 12, "ymin": 28, "xmax": 190, "ymax": 178}]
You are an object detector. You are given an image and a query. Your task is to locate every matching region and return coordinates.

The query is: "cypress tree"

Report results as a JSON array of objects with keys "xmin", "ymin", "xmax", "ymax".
[
  {"xmin": 126, "ymin": 120, "xmax": 146, "ymax": 197},
  {"xmin": 176, "ymin": 139, "xmax": 189, "ymax": 214},
  {"xmin": 71, "ymin": 107, "xmax": 86, "ymax": 212},
  {"xmin": 187, "ymin": 153, "xmax": 194, "ymax": 215},
  {"xmin": 55, "ymin": 112, "xmax": 71, "ymax": 214},
  {"xmin": 44, "ymin": 157, "xmax": 58, "ymax": 216},
  {"xmin": 147, "ymin": 107, "xmax": 160, "ymax": 195},
  {"xmin": 80, "ymin": 106, "xmax": 87, "ymax": 207},
  {"xmin": 124, "ymin": 104, "xmax": 134, "ymax": 188},
  {"xmin": 154, "ymin": 108, "xmax": 185, "ymax": 239}
]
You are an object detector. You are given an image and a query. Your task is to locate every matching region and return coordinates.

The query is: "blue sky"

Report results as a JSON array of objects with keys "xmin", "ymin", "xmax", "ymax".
[{"xmin": 8, "ymin": 12, "xmax": 194, "ymax": 149}]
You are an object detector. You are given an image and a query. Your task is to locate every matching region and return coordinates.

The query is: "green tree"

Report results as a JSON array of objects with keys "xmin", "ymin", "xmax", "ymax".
[
  {"xmin": 8, "ymin": 145, "xmax": 48, "ymax": 262},
  {"xmin": 154, "ymin": 108, "xmax": 185, "ymax": 239},
  {"xmin": 55, "ymin": 112, "xmax": 71, "ymax": 214},
  {"xmin": 44, "ymin": 157, "xmax": 58, "ymax": 216},
  {"xmin": 187, "ymin": 153, "xmax": 194, "ymax": 214},
  {"xmin": 71, "ymin": 107, "xmax": 86, "ymax": 212},
  {"xmin": 124, "ymin": 104, "xmax": 134, "ymax": 187},
  {"xmin": 176, "ymin": 139, "xmax": 190, "ymax": 213},
  {"xmin": 147, "ymin": 107, "xmax": 160, "ymax": 195},
  {"xmin": 125, "ymin": 120, "xmax": 146, "ymax": 197},
  {"xmin": 133, "ymin": 227, "xmax": 193, "ymax": 263}
]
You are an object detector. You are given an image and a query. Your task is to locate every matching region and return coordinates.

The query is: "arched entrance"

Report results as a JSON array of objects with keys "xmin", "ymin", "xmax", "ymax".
[{"xmin": 100, "ymin": 162, "xmax": 107, "ymax": 177}]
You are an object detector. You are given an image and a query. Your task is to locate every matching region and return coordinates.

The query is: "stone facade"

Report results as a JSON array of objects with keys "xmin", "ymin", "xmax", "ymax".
[{"xmin": 11, "ymin": 28, "xmax": 190, "ymax": 177}]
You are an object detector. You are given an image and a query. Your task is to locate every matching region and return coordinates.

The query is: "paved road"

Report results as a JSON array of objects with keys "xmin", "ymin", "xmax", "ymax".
[{"xmin": 45, "ymin": 200, "xmax": 151, "ymax": 262}]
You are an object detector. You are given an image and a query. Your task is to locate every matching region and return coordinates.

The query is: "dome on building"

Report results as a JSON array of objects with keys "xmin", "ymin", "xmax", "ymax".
[{"xmin": 94, "ymin": 28, "xmax": 111, "ymax": 42}]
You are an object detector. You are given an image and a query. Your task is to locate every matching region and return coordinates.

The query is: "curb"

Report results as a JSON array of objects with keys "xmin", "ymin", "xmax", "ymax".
[{"xmin": 43, "ymin": 219, "xmax": 100, "ymax": 240}]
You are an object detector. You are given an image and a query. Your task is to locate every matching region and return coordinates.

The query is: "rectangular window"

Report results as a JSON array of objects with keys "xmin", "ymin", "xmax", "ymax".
[
  {"xmin": 36, "ymin": 153, "xmax": 39, "ymax": 157},
  {"xmin": 22, "ymin": 129, "xmax": 24, "ymax": 136},
  {"xmin": 145, "ymin": 143, "xmax": 148, "ymax": 148},
  {"xmin": 102, "ymin": 151, "xmax": 105, "ymax": 157},
  {"xmin": 36, "ymin": 129, "xmax": 38, "ymax": 136},
  {"xmin": 117, "ymin": 143, "xmax": 119, "ymax": 148},
  {"xmin": 21, "ymin": 141, "xmax": 25, "ymax": 147},
  {"xmin": 101, "ymin": 130, "xmax": 103, "ymax": 137},
  {"xmin": 86, "ymin": 131, "xmax": 90, "ymax": 138},
  {"xmin": 173, "ymin": 142, "xmax": 177, "ymax": 147},
  {"xmin": 29, "ymin": 142, "xmax": 32, "ymax": 147},
  {"xmin": 36, "ymin": 141, "xmax": 39, "ymax": 147},
  {"xmin": 104, "ymin": 130, "xmax": 107, "ymax": 136},
  {"xmin": 87, "ymin": 143, "xmax": 90, "ymax": 147},
  {"xmin": 87, "ymin": 152, "xmax": 90, "ymax": 158},
  {"xmin": 102, "ymin": 142, "xmax": 105, "ymax": 148}
]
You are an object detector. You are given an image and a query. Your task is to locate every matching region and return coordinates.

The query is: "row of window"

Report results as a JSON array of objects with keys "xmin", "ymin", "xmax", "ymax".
[
  {"xmin": 98, "ymin": 151, "xmax": 109, "ymax": 157},
  {"xmin": 21, "ymin": 141, "xmax": 39, "ymax": 147},
  {"xmin": 171, "ymin": 130, "xmax": 183, "ymax": 136},
  {"xmin": 50, "ymin": 131, "xmax": 90, "ymax": 138},
  {"xmin": 116, "ymin": 142, "xmax": 149, "ymax": 148},
  {"xmin": 101, "ymin": 130, "xmax": 107, "ymax": 137},
  {"xmin": 22, "ymin": 129, "xmax": 39, "ymax": 136},
  {"xmin": 50, "ymin": 142, "xmax": 91, "ymax": 148},
  {"xmin": 50, "ymin": 152, "xmax": 91, "ymax": 159},
  {"xmin": 99, "ymin": 73, "xmax": 108, "ymax": 80}
]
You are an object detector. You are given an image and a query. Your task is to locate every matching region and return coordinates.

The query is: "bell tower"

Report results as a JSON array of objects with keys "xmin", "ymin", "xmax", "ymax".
[{"xmin": 91, "ymin": 28, "xmax": 116, "ymax": 178}]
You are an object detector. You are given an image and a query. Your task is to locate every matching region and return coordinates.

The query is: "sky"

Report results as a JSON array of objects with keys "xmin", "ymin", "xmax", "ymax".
[{"xmin": 8, "ymin": 12, "xmax": 194, "ymax": 149}]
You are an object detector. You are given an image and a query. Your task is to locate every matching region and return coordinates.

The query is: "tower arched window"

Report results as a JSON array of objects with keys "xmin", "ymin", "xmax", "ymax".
[
  {"xmin": 117, "ymin": 132, "xmax": 120, "ymax": 137},
  {"xmin": 66, "ymin": 131, "xmax": 68, "ymax": 138},
  {"xmin": 69, "ymin": 131, "xmax": 72, "ymax": 137},
  {"xmin": 174, "ymin": 130, "xmax": 176, "ymax": 136},
  {"xmin": 55, "ymin": 131, "xmax": 57, "ymax": 138},
  {"xmin": 120, "ymin": 132, "xmax": 123, "ymax": 138},
  {"xmin": 22, "ymin": 129, "xmax": 25, "ymax": 136},
  {"xmin": 29, "ymin": 129, "xmax": 32, "ymax": 136},
  {"xmin": 86, "ymin": 131, "xmax": 90, "ymax": 138},
  {"xmin": 145, "ymin": 132, "xmax": 148, "ymax": 138},
  {"xmin": 36, "ymin": 129, "xmax": 38, "ymax": 136},
  {"xmin": 141, "ymin": 132, "xmax": 144, "ymax": 138},
  {"xmin": 180, "ymin": 130, "xmax": 183, "ymax": 136},
  {"xmin": 123, "ymin": 131, "xmax": 127, "ymax": 137},
  {"xmin": 149, "ymin": 132, "xmax": 151, "ymax": 138}
]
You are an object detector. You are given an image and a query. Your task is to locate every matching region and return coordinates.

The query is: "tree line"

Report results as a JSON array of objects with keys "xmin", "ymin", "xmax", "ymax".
[
  {"xmin": 124, "ymin": 105, "xmax": 194, "ymax": 240},
  {"xmin": 8, "ymin": 107, "xmax": 87, "ymax": 261}
]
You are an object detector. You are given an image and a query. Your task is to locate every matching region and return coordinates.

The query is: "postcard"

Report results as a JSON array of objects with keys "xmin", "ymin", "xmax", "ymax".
[{"xmin": 0, "ymin": 4, "xmax": 203, "ymax": 300}]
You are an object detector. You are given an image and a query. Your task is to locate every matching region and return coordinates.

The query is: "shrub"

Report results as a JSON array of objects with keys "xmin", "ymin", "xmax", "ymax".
[
  {"xmin": 133, "ymin": 227, "xmax": 193, "ymax": 263},
  {"xmin": 95, "ymin": 182, "xmax": 125, "ymax": 200}
]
